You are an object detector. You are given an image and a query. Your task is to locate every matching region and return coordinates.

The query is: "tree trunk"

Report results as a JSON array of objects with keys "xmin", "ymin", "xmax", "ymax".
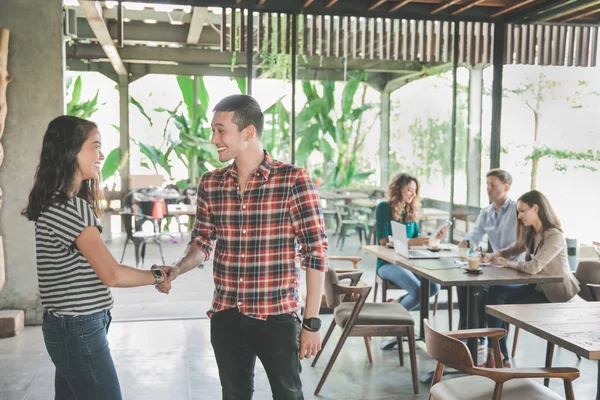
[{"xmin": 530, "ymin": 111, "xmax": 540, "ymax": 190}]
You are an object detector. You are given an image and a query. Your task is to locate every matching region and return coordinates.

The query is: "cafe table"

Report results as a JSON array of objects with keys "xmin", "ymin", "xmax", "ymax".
[
  {"xmin": 487, "ymin": 302, "xmax": 600, "ymax": 399},
  {"xmin": 362, "ymin": 245, "xmax": 564, "ymax": 365}
]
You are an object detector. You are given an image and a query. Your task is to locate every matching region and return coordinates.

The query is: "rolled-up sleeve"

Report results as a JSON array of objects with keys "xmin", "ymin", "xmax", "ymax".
[
  {"xmin": 289, "ymin": 169, "xmax": 328, "ymax": 272},
  {"xmin": 190, "ymin": 175, "xmax": 216, "ymax": 261}
]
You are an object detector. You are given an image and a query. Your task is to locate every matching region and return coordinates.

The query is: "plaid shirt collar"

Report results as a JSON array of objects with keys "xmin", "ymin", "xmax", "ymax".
[{"xmin": 224, "ymin": 150, "xmax": 272, "ymax": 181}]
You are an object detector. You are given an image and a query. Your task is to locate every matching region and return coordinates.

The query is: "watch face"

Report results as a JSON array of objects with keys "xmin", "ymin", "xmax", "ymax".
[{"xmin": 151, "ymin": 269, "xmax": 163, "ymax": 279}]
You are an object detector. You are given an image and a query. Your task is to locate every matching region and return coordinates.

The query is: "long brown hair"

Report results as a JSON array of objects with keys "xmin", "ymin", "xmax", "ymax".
[
  {"xmin": 387, "ymin": 173, "xmax": 421, "ymax": 222},
  {"xmin": 22, "ymin": 116, "xmax": 103, "ymax": 221},
  {"xmin": 515, "ymin": 190, "xmax": 562, "ymax": 249}
]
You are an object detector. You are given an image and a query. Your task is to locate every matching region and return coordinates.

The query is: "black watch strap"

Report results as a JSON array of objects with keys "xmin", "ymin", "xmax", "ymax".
[{"xmin": 302, "ymin": 317, "xmax": 321, "ymax": 332}]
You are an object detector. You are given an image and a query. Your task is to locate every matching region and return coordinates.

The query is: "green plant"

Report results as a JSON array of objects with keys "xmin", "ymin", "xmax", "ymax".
[
  {"xmin": 66, "ymin": 76, "xmax": 102, "ymax": 118},
  {"xmin": 295, "ymin": 73, "xmax": 376, "ymax": 188}
]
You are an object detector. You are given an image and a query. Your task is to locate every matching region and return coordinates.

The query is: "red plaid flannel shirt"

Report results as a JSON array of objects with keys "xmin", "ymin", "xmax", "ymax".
[{"xmin": 191, "ymin": 151, "xmax": 328, "ymax": 320}]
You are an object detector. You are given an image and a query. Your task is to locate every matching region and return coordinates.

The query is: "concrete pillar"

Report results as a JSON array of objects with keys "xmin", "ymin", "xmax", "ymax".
[
  {"xmin": 466, "ymin": 66, "xmax": 484, "ymax": 207},
  {"xmin": 379, "ymin": 89, "xmax": 391, "ymax": 187},
  {"xmin": 0, "ymin": 0, "xmax": 64, "ymax": 324},
  {"xmin": 119, "ymin": 74, "xmax": 130, "ymax": 196}
]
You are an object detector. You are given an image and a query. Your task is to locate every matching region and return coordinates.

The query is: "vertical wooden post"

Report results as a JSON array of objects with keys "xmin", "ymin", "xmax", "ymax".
[{"xmin": 0, "ymin": 28, "xmax": 9, "ymax": 292}]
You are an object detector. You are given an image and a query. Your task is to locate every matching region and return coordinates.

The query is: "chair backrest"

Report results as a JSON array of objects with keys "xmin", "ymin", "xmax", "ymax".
[
  {"xmin": 423, "ymin": 319, "xmax": 475, "ymax": 372},
  {"xmin": 323, "ymin": 266, "xmax": 343, "ymax": 309},
  {"xmin": 335, "ymin": 204, "xmax": 354, "ymax": 222},
  {"xmin": 120, "ymin": 213, "xmax": 135, "ymax": 240},
  {"xmin": 575, "ymin": 261, "xmax": 600, "ymax": 301}
]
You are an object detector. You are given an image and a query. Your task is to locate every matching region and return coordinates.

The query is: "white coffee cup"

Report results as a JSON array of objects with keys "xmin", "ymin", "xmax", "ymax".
[{"xmin": 459, "ymin": 247, "xmax": 470, "ymax": 261}]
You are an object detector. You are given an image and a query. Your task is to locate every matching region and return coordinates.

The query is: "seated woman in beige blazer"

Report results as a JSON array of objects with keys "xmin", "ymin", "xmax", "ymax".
[{"xmin": 483, "ymin": 190, "xmax": 580, "ymax": 367}]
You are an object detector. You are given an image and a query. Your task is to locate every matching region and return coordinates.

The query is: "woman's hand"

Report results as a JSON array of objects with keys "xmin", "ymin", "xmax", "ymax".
[{"xmin": 490, "ymin": 256, "xmax": 508, "ymax": 267}]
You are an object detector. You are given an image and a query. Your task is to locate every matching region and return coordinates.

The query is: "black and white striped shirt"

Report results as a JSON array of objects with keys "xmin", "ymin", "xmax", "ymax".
[{"xmin": 35, "ymin": 196, "xmax": 113, "ymax": 315}]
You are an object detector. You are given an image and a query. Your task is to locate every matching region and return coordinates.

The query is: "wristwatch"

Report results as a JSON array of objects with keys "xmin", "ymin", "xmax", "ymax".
[
  {"xmin": 150, "ymin": 267, "xmax": 164, "ymax": 285},
  {"xmin": 302, "ymin": 317, "xmax": 322, "ymax": 332}
]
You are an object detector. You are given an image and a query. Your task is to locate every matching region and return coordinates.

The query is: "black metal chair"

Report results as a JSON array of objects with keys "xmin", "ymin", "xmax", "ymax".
[{"xmin": 120, "ymin": 212, "xmax": 165, "ymax": 268}]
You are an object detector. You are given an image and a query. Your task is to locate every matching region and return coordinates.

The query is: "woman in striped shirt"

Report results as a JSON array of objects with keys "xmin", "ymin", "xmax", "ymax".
[{"xmin": 22, "ymin": 116, "xmax": 172, "ymax": 400}]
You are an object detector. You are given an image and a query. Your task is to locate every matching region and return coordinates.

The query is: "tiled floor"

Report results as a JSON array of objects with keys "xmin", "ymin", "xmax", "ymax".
[{"xmin": 0, "ymin": 231, "xmax": 597, "ymax": 399}]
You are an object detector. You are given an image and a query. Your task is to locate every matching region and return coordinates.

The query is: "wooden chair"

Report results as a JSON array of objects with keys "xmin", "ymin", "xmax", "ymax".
[
  {"xmin": 424, "ymin": 319, "xmax": 579, "ymax": 400},
  {"xmin": 311, "ymin": 265, "xmax": 419, "ymax": 395},
  {"xmin": 510, "ymin": 261, "xmax": 599, "ymax": 359},
  {"xmin": 374, "ymin": 271, "xmax": 455, "ymax": 330}
]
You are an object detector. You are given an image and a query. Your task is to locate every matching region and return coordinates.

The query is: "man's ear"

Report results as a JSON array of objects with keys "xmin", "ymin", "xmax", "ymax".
[{"xmin": 244, "ymin": 124, "xmax": 256, "ymax": 140}]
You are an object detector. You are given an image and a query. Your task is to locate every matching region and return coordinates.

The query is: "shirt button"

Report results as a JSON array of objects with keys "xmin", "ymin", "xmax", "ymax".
[
  {"xmin": 242, "ymin": 229, "xmax": 247, "ymax": 234},
  {"xmin": 240, "ymin": 278, "xmax": 244, "ymax": 282},
  {"xmin": 242, "ymin": 205, "xmax": 247, "ymax": 209},
  {"xmin": 241, "ymin": 254, "xmax": 245, "ymax": 258},
  {"xmin": 237, "ymin": 302, "xmax": 242, "ymax": 306}
]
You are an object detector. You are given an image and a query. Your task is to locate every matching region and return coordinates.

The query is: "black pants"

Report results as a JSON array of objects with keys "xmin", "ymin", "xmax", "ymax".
[{"xmin": 210, "ymin": 308, "xmax": 303, "ymax": 400}]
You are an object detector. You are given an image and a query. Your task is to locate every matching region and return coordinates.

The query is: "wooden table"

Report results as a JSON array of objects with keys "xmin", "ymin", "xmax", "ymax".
[
  {"xmin": 362, "ymin": 245, "xmax": 564, "ymax": 364},
  {"xmin": 487, "ymin": 302, "xmax": 600, "ymax": 399}
]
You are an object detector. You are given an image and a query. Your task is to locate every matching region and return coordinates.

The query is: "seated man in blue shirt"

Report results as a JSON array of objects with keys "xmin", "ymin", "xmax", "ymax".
[{"xmin": 457, "ymin": 169, "xmax": 524, "ymax": 363}]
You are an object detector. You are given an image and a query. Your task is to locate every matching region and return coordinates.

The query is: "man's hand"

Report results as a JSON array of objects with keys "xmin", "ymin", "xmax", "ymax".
[
  {"xmin": 153, "ymin": 265, "xmax": 178, "ymax": 294},
  {"xmin": 299, "ymin": 328, "xmax": 321, "ymax": 360}
]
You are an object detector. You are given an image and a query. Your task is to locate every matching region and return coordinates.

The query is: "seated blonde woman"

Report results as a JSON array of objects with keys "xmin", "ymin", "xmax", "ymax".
[{"xmin": 376, "ymin": 173, "xmax": 448, "ymax": 350}]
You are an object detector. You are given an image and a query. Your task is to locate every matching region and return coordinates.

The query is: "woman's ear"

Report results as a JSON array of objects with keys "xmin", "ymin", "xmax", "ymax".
[{"xmin": 533, "ymin": 204, "xmax": 539, "ymax": 214}]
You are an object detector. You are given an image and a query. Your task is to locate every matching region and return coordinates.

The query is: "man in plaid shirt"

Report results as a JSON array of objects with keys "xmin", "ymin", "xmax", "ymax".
[{"xmin": 157, "ymin": 95, "xmax": 328, "ymax": 399}]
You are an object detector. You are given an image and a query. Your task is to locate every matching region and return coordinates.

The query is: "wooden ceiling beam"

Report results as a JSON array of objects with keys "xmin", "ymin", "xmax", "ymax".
[
  {"xmin": 390, "ymin": 0, "xmax": 414, "ymax": 12},
  {"xmin": 490, "ymin": 0, "xmax": 540, "ymax": 18},
  {"xmin": 325, "ymin": 0, "xmax": 340, "ymax": 7},
  {"xmin": 78, "ymin": 0, "xmax": 127, "ymax": 76},
  {"xmin": 431, "ymin": 0, "xmax": 462, "ymax": 15},
  {"xmin": 450, "ymin": 0, "xmax": 487, "ymax": 16},
  {"xmin": 563, "ymin": 4, "xmax": 600, "ymax": 22},
  {"xmin": 303, "ymin": 0, "xmax": 315, "ymax": 6},
  {"xmin": 259, "ymin": 0, "xmax": 267, "ymax": 5},
  {"xmin": 368, "ymin": 0, "xmax": 388, "ymax": 11},
  {"xmin": 187, "ymin": 7, "xmax": 209, "ymax": 45},
  {"xmin": 540, "ymin": 0, "xmax": 600, "ymax": 22}
]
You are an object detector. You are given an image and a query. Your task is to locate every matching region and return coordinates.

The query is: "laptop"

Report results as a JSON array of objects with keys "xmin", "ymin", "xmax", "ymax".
[{"xmin": 390, "ymin": 221, "xmax": 441, "ymax": 259}]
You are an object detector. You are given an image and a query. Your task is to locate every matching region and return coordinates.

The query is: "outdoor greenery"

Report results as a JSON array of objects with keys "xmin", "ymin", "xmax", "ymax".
[
  {"xmin": 505, "ymin": 69, "xmax": 600, "ymax": 189},
  {"xmin": 296, "ymin": 72, "xmax": 377, "ymax": 188}
]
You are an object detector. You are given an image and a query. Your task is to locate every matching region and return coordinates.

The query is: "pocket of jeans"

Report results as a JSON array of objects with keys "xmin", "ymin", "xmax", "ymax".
[
  {"xmin": 44, "ymin": 339, "xmax": 70, "ymax": 375},
  {"xmin": 268, "ymin": 313, "xmax": 296, "ymax": 324},
  {"xmin": 81, "ymin": 324, "xmax": 110, "ymax": 356}
]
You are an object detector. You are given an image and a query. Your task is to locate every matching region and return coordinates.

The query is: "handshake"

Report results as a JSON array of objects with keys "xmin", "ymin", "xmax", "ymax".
[{"xmin": 152, "ymin": 265, "xmax": 179, "ymax": 294}]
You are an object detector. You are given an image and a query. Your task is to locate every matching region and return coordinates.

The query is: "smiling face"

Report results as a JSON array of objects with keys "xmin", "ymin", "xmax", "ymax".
[
  {"xmin": 210, "ymin": 111, "xmax": 251, "ymax": 163},
  {"xmin": 401, "ymin": 180, "xmax": 418, "ymax": 205},
  {"xmin": 77, "ymin": 129, "xmax": 104, "ymax": 181},
  {"xmin": 517, "ymin": 200, "xmax": 540, "ymax": 227}
]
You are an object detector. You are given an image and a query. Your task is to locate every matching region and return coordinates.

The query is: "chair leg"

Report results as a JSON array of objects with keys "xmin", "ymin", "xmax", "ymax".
[
  {"xmin": 363, "ymin": 337, "xmax": 373, "ymax": 363},
  {"xmin": 511, "ymin": 326, "xmax": 520, "ymax": 359},
  {"xmin": 373, "ymin": 278, "xmax": 379, "ymax": 303},
  {"xmin": 156, "ymin": 239, "xmax": 165, "ymax": 264},
  {"xmin": 382, "ymin": 281, "xmax": 387, "ymax": 302},
  {"xmin": 312, "ymin": 319, "xmax": 337, "ymax": 367},
  {"xmin": 407, "ymin": 326, "xmax": 419, "ymax": 394},
  {"xmin": 314, "ymin": 325, "xmax": 352, "ymax": 395},
  {"xmin": 397, "ymin": 337, "xmax": 404, "ymax": 366},
  {"xmin": 447, "ymin": 286, "xmax": 453, "ymax": 330},
  {"xmin": 544, "ymin": 341, "xmax": 555, "ymax": 387},
  {"xmin": 120, "ymin": 239, "xmax": 129, "ymax": 263},
  {"xmin": 433, "ymin": 293, "xmax": 439, "ymax": 315}
]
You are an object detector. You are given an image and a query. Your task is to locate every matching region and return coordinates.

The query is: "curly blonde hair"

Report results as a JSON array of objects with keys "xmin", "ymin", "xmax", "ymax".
[{"xmin": 387, "ymin": 173, "xmax": 421, "ymax": 222}]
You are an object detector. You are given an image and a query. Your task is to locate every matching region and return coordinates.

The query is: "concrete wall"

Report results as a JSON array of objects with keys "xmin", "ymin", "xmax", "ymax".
[{"xmin": 0, "ymin": 0, "xmax": 65, "ymax": 324}]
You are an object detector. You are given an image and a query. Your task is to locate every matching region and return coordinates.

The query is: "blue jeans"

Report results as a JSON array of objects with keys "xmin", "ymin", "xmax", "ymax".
[
  {"xmin": 42, "ymin": 310, "xmax": 122, "ymax": 400},
  {"xmin": 486, "ymin": 284, "xmax": 548, "ymax": 361},
  {"xmin": 211, "ymin": 307, "xmax": 303, "ymax": 400},
  {"xmin": 378, "ymin": 263, "xmax": 440, "ymax": 311}
]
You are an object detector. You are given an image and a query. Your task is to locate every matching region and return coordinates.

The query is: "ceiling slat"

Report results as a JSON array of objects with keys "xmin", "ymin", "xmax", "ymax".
[{"xmin": 431, "ymin": 0, "xmax": 462, "ymax": 15}]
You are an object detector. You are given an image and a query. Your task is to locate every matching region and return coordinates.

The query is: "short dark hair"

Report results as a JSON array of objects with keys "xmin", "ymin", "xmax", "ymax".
[
  {"xmin": 486, "ymin": 168, "xmax": 513, "ymax": 185},
  {"xmin": 213, "ymin": 95, "xmax": 264, "ymax": 138}
]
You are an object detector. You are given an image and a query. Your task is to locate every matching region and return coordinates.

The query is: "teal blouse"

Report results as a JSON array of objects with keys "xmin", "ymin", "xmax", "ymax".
[{"xmin": 375, "ymin": 201, "xmax": 420, "ymax": 270}]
